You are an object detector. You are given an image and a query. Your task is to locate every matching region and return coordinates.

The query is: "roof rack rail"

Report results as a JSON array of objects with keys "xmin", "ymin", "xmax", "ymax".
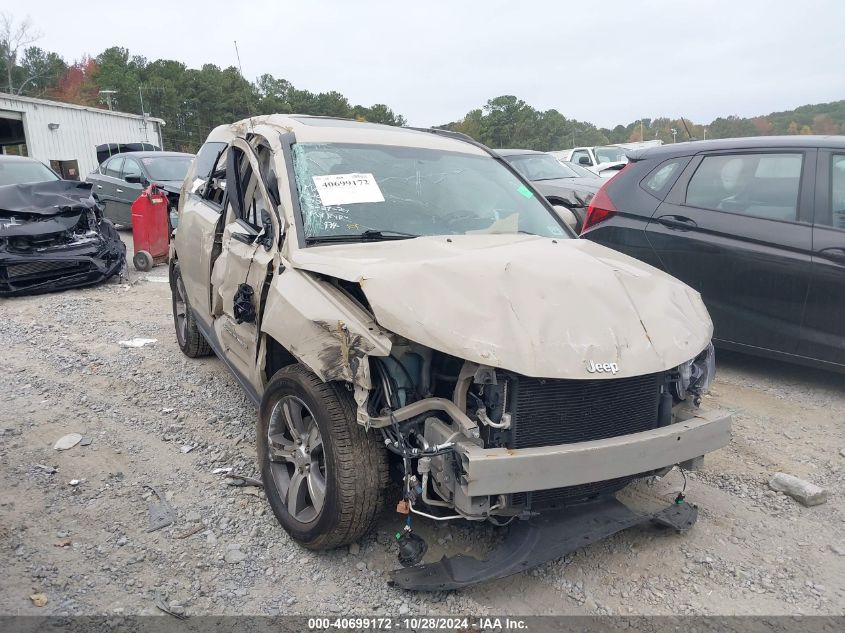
[{"xmin": 405, "ymin": 126, "xmax": 498, "ymax": 156}]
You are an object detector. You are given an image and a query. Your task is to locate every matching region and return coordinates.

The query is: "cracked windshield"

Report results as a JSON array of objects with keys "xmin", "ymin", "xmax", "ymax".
[{"xmin": 292, "ymin": 143, "xmax": 569, "ymax": 241}]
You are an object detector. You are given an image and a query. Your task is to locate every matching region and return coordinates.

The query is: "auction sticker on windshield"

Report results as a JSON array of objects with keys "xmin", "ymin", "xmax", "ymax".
[{"xmin": 312, "ymin": 173, "xmax": 385, "ymax": 206}]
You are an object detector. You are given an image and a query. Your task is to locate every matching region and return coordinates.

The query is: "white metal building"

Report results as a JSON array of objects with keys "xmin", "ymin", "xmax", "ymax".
[{"xmin": 0, "ymin": 93, "xmax": 165, "ymax": 178}]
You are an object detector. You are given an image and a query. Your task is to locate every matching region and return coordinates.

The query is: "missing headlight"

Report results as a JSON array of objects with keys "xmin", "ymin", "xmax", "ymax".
[{"xmin": 670, "ymin": 343, "xmax": 715, "ymax": 402}]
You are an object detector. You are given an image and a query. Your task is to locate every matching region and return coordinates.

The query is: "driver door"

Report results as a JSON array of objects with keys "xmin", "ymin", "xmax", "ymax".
[{"xmin": 211, "ymin": 138, "xmax": 281, "ymax": 386}]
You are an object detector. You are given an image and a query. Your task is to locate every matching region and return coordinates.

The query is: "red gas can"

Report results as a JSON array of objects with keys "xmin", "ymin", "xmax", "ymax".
[{"xmin": 130, "ymin": 185, "xmax": 170, "ymax": 271}]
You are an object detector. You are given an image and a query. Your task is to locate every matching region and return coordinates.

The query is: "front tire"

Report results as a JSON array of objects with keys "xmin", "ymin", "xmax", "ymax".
[
  {"xmin": 170, "ymin": 262, "xmax": 212, "ymax": 358},
  {"xmin": 258, "ymin": 364, "xmax": 388, "ymax": 550}
]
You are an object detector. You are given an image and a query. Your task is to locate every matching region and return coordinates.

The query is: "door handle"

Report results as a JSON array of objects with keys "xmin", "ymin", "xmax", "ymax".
[
  {"xmin": 819, "ymin": 247, "xmax": 845, "ymax": 263},
  {"xmin": 657, "ymin": 215, "xmax": 697, "ymax": 231},
  {"xmin": 116, "ymin": 188, "xmax": 123, "ymax": 193}
]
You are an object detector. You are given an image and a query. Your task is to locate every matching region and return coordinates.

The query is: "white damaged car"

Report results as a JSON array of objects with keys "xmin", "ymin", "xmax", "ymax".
[{"xmin": 169, "ymin": 115, "xmax": 731, "ymax": 590}]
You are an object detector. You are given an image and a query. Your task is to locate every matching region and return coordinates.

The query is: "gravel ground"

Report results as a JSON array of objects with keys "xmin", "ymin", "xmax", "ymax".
[{"xmin": 1, "ymin": 232, "xmax": 843, "ymax": 617}]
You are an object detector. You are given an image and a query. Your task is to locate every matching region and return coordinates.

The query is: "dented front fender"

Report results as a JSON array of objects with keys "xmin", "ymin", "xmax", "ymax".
[{"xmin": 260, "ymin": 266, "xmax": 392, "ymax": 390}]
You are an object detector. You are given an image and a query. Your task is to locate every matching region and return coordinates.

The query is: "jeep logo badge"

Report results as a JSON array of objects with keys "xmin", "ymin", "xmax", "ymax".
[{"xmin": 586, "ymin": 360, "xmax": 619, "ymax": 374}]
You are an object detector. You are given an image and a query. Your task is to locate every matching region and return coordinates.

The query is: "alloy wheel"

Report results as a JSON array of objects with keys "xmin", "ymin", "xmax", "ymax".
[{"xmin": 267, "ymin": 395, "xmax": 327, "ymax": 523}]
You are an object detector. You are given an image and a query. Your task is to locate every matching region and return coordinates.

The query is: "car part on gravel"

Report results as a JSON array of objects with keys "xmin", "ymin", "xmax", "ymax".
[
  {"xmin": 145, "ymin": 485, "xmax": 176, "ymax": 532},
  {"xmin": 390, "ymin": 497, "xmax": 698, "ymax": 590},
  {"xmin": 154, "ymin": 590, "xmax": 188, "ymax": 620},
  {"xmin": 0, "ymin": 180, "xmax": 126, "ymax": 296},
  {"xmin": 224, "ymin": 474, "xmax": 264, "ymax": 487}
]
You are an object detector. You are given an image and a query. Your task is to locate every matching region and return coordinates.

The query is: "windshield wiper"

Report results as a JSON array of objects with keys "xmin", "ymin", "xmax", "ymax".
[{"xmin": 305, "ymin": 229, "xmax": 419, "ymax": 245}]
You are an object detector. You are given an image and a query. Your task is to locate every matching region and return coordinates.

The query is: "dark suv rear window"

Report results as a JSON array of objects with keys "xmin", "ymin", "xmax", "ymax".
[{"xmin": 640, "ymin": 158, "xmax": 687, "ymax": 199}]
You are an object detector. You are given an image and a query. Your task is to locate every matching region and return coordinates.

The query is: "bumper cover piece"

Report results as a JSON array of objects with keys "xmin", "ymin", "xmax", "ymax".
[
  {"xmin": 457, "ymin": 408, "xmax": 731, "ymax": 496},
  {"xmin": 390, "ymin": 497, "xmax": 697, "ymax": 591}
]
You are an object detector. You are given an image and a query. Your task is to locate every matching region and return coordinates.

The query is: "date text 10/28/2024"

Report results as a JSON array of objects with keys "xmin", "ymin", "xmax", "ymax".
[{"xmin": 308, "ymin": 616, "xmax": 529, "ymax": 631}]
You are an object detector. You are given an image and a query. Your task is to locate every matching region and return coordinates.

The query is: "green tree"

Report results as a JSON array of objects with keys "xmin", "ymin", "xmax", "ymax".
[{"xmin": 16, "ymin": 46, "xmax": 65, "ymax": 96}]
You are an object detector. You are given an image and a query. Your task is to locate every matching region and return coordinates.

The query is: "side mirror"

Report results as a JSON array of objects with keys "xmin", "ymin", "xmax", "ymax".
[
  {"xmin": 578, "ymin": 156, "xmax": 591, "ymax": 166},
  {"xmin": 125, "ymin": 174, "xmax": 144, "ymax": 184}
]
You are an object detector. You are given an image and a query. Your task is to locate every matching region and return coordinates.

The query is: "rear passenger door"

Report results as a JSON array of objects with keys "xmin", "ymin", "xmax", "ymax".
[
  {"xmin": 798, "ymin": 151, "xmax": 845, "ymax": 366},
  {"xmin": 176, "ymin": 142, "xmax": 229, "ymax": 321},
  {"xmin": 644, "ymin": 150, "xmax": 815, "ymax": 355}
]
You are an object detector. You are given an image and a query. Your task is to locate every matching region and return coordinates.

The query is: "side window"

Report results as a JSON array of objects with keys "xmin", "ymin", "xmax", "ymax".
[
  {"xmin": 194, "ymin": 141, "xmax": 227, "ymax": 181},
  {"xmin": 121, "ymin": 158, "xmax": 142, "ymax": 181},
  {"xmin": 685, "ymin": 153, "xmax": 802, "ymax": 222},
  {"xmin": 571, "ymin": 150, "xmax": 592, "ymax": 166},
  {"xmin": 641, "ymin": 158, "xmax": 686, "ymax": 199},
  {"xmin": 202, "ymin": 147, "xmax": 228, "ymax": 208},
  {"xmin": 830, "ymin": 154, "xmax": 845, "ymax": 229},
  {"xmin": 104, "ymin": 157, "xmax": 123, "ymax": 178}
]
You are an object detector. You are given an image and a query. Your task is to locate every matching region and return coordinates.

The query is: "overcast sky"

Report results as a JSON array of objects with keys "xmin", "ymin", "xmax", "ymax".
[{"xmin": 15, "ymin": 0, "xmax": 845, "ymax": 128}]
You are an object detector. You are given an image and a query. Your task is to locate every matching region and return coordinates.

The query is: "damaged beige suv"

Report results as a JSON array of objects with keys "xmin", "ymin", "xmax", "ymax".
[{"xmin": 170, "ymin": 115, "xmax": 731, "ymax": 590}]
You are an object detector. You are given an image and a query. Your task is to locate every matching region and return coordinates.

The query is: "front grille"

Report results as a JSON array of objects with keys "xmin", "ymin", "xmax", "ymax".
[
  {"xmin": 6, "ymin": 260, "xmax": 84, "ymax": 279},
  {"xmin": 509, "ymin": 372, "xmax": 661, "ymax": 449}
]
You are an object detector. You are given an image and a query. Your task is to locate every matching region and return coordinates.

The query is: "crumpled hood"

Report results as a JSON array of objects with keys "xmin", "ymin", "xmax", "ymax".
[
  {"xmin": 0, "ymin": 180, "xmax": 96, "ymax": 216},
  {"xmin": 290, "ymin": 235, "xmax": 713, "ymax": 379}
]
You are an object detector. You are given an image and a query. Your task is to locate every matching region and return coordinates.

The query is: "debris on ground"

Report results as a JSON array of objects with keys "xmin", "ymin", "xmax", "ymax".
[
  {"xmin": 79, "ymin": 437, "xmax": 93, "ymax": 447},
  {"xmin": 174, "ymin": 525, "xmax": 205, "ymax": 540},
  {"xmin": 54, "ymin": 538, "xmax": 72, "ymax": 548},
  {"xmin": 768, "ymin": 472, "xmax": 828, "ymax": 506},
  {"xmin": 53, "ymin": 433, "xmax": 82, "ymax": 451},
  {"xmin": 211, "ymin": 467, "xmax": 232, "ymax": 475},
  {"xmin": 154, "ymin": 590, "xmax": 188, "ymax": 620},
  {"xmin": 35, "ymin": 464, "xmax": 57, "ymax": 474},
  {"xmin": 145, "ymin": 486, "xmax": 176, "ymax": 532},
  {"xmin": 224, "ymin": 475, "xmax": 263, "ymax": 488},
  {"xmin": 118, "ymin": 338, "xmax": 157, "ymax": 348},
  {"xmin": 180, "ymin": 445, "xmax": 195, "ymax": 454},
  {"xmin": 224, "ymin": 544, "xmax": 247, "ymax": 564},
  {"xmin": 68, "ymin": 479, "xmax": 80, "ymax": 486},
  {"xmin": 29, "ymin": 593, "xmax": 48, "ymax": 607}
]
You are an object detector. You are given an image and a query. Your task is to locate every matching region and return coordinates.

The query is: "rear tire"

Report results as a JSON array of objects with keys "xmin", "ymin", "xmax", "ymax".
[
  {"xmin": 258, "ymin": 364, "xmax": 388, "ymax": 550},
  {"xmin": 170, "ymin": 262, "xmax": 212, "ymax": 358}
]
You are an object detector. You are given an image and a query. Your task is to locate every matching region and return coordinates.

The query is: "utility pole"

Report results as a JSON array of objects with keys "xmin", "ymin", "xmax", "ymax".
[
  {"xmin": 99, "ymin": 90, "xmax": 117, "ymax": 110},
  {"xmin": 138, "ymin": 86, "xmax": 149, "ymax": 142},
  {"xmin": 640, "ymin": 120, "xmax": 644, "ymax": 142},
  {"xmin": 703, "ymin": 127, "xmax": 707, "ymax": 140},
  {"xmin": 671, "ymin": 128, "xmax": 677, "ymax": 144}
]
